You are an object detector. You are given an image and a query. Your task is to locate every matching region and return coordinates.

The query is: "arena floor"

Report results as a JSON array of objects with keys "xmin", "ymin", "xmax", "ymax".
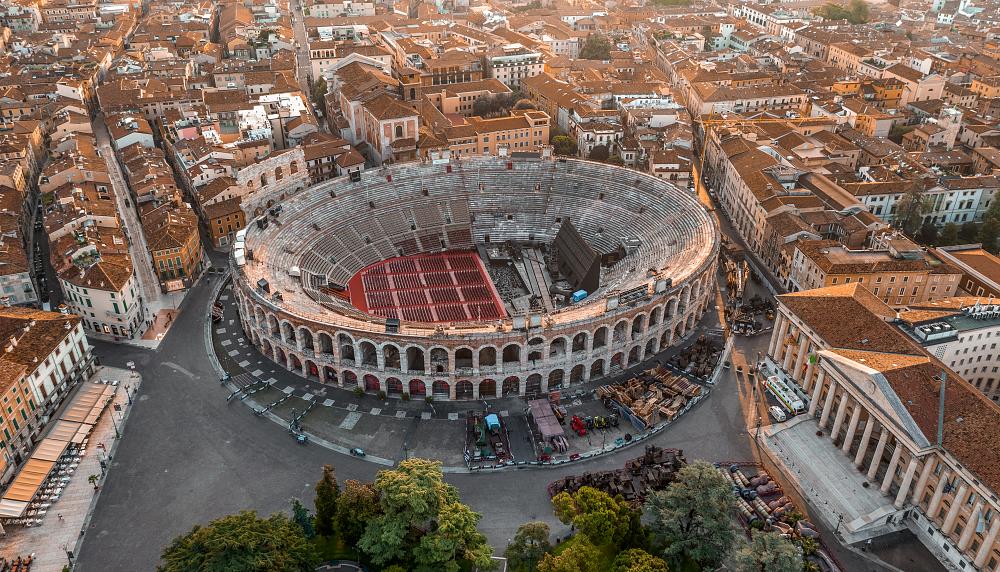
[{"xmin": 347, "ymin": 251, "xmax": 507, "ymax": 323}]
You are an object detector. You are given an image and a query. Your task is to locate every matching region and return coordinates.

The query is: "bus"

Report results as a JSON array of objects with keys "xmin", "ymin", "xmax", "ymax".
[{"xmin": 765, "ymin": 376, "xmax": 805, "ymax": 415}]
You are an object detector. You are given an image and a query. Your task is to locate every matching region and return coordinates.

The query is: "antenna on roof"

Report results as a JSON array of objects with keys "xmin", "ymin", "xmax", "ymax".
[{"xmin": 937, "ymin": 370, "xmax": 947, "ymax": 447}]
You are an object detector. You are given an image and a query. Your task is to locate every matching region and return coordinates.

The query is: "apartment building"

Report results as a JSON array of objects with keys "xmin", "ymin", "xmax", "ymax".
[{"xmin": 485, "ymin": 44, "xmax": 544, "ymax": 90}]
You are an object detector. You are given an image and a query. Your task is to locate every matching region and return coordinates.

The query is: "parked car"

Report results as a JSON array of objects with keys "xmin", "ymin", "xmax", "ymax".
[{"xmin": 768, "ymin": 406, "xmax": 787, "ymax": 423}]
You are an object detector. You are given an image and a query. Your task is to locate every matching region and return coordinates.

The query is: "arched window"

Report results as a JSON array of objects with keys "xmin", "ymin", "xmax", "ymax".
[{"xmin": 395, "ymin": 124, "xmax": 404, "ymax": 138}]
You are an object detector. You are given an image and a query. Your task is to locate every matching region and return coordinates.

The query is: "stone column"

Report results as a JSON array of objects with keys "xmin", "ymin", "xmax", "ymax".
[
  {"xmin": 830, "ymin": 393, "xmax": 850, "ymax": 440},
  {"xmin": 880, "ymin": 445, "xmax": 903, "ymax": 494},
  {"xmin": 867, "ymin": 428, "xmax": 890, "ymax": 480},
  {"xmin": 927, "ymin": 470, "xmax": 953, "ymax": 517},
  {"xmin": 841, "ymin": 404, "xmax": 863, "ymax": 454},
  {"xmin": 854, "ymin": 417, "xmax": 876, "ymax": 467},
  {"xmin": 975, "ymin": 515, "xmax": 1000, "ymax": 568},
  {"xmin": 912, "ymin": 458, "xmax": 936, "ymax": 506},
  {"xmin": 768, "ymin": 313, "xmax": 785, "ymax": 358},
  {"xmin": 958, "ymin": 502, "xmax": 983, "ymax": 551},
  {"xmin": 802, "ymin": 358, "xmax": 817, "ymax": 392},
  {"xmin": 792, "ymin": 337, "xmax": 810, "ymax": 382},
  {"xmin": 808, "ymin": 369, "xmax": 825, "ymax": 416},
  {"xmin": 942, "ymin": 483, "xmax": 970, "ymax": 535},
  {"xmin": 894, "ymin": 457, "xmax": 919, "ymax": 508},
  {"xmin": 819, "ymin": 380, "xmax": 838, "ymax": 427},
  {"xmin": 782, "ymin": 330, "xmax": 796, "ymax": 371}
]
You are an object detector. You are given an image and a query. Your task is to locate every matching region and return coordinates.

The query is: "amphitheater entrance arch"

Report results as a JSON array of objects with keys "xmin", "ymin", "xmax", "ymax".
[
  {"xmin": 324, "ymin": 365, "xmax": 337, "ymax": 384},
  {"xmin": 282, "ymin": 322, "xmax": 296, "ymax": 345},
  {"xmin": 261, "ymin": 338, "xmax": 272, "ymax": 358},
  {"xmin": 480, "ymin": 379, "xmax": 497, "ymax": 398},
  {"xmin": 430, "ymin": 348, "xmax": 448, "ymax": 373},
  {"xmin": 502, "ymin": 375, "xmax": 521, "ymax": 397},
  {"xmin": 593, "ymin": 327, "xmax": 608, "ymax": 350},
  {"xmin": 386, "ymin": 377, "xmax": 403, "ymax": 396},
  {"xmin": 644, "ymin": 339, "xmax": 656, "ymax": 359},
  {"xmin": 409, "ymin": 379, "xmax": 426, "ymax": 396},
  {"xmin": 479, "ymin": 347, "xmax": 497, "ymax": 368},
  {"xmin": 339, "ymin": 334, "xmax": 355, "ymax": 362},
  {"xmin": 360, "ymin": 341, "xmax": 378, "ymax": 367},
  {"xmin": 456, "ymin": 380, "xmax": 473, "ymax": 399},
  {"xmin": 631, "ymin": 315, "xmax": 645, "ymax": 340},
  {"xmin": 432, "ymin": 380, "xmax": 450, "ymax": 399},
  {"xmin": 547, "ymin": 369, "xmax": 564, "ymax": 390},
  {"xmin": 406, "ymin": 347, "xmax": 425, "ymax": 372},
  {"xmin": 502, "ymin": 344, "xmax": 521, "ymax": 366},
  {"xmin": 276, "ymin": 347, "xmax": 287, "ymax": 365},
  {"xmin": 290, "ymin": 353, "xmax": 303, "ymax": 371},
  {"xmin": 299, "ymin": 328, "xmax": 314, "ymax": 351},
  {"xmin": 590, "ymin": 359, "xmax": 605, "ymax": 378},
  {"xmin": 674, "ymin": 321, "xmax": 685, "ymax": 340},
  {"xmin": 527, "ymin": 337, "xmax": 544, "ymax": 363},
  {"xmin": 525, "ymin": 374, "xmax": 542, "ymax": 396},
  {"xmin": 383, "ymin": 344, "xmax": 401, "ymax": 370},
  {"xmin": 267, "ymin": 315, "xmax": 279, "ymax": 336},
  {"xmin": 305, "ymin": 359, "xmax": 319, "ymax": 379},
  {"xmin": 364, "ymin": 374, "xmax": 381, "ymax": 392},
  {"xmin": 571, "ymin": 333, "xmax": 587, "ymax": 353},
  {"xmin": 613, "ymin": 321, "xmax": 627, "ymax": 344},
  {"xmin": 660, "ymin": 330, "xmax": 671, "ymax": 351},
  {"xmin": 455, "ymin": 348, "xmax": 473, "ymax": 369},
  {"xmin": 570, "ymin": 364, "xmax": 585, "ymax": 383},
  {"xmin": 318, "ymin": 332, "xmax": 334, "ymax": 355},
  {"xmin": 549, "ymin": 338, "xmax": 567, "ymax": 359},
  {"xmin": 627, "ymin": 346, "xmax": 641, "ymax": 367},
  {"xmin": 343, "ymin": 370, "xmax": 358, "ymax": 387},
  {"xmin": 650, "ymin": 306, "xmax": 662, "ymax": 327}
]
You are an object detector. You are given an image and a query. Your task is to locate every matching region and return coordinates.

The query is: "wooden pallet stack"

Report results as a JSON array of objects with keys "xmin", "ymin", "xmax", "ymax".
[{"xmin": 597, "ymin": 366, "xmax": 702, "ymax": 425}]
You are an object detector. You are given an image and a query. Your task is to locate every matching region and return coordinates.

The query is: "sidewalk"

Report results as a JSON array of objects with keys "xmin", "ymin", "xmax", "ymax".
[{"xmin": 0, "ymin": 366, "xmax": 141, "ymax": 572}]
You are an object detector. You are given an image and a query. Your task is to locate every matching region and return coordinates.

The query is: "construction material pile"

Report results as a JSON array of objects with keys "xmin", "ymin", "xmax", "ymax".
[
  {"xmin": 668, "ymin": 335, "xmax": 722, "ymax": 377},
  {"xmin": 546, "ymin": 446, "xmax": 687, "ymax": 504},
  {"xmin": 598, "ymin": 365, "xmax": 702, "ymax": 427}
]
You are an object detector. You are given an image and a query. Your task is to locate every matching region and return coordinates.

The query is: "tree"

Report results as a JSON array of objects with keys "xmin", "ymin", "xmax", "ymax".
[
  {"xmin": 335, "ymin": 479, "xmax": 380, "ymax": 546},
  {"xmin": 731, "ymin": 531, "xmax": 803, "ymax": 572},
  {"xmin": 579, "ymin": 33, "xmax": 612, "ymax": 60},
  {"xmin": 960, "ymin": 221, "xmax": 979, "ymax": 243},
  {"xmin": 979, "ymin": 217, "xmax": 1000, "ymax": 254},
  {"xmin": 537, "ymin": 538, "xmax": 600, "ymax": 572},
  {"xmin": 613, "ymin": 548, "xmax": 669, "ymax": 572},
  {"xmin": 893, "ymin": 181, "xmax": 932, "ymax": 236},
  {"xmin": 506, "ymin": 521, "xmax": 552, "ymax": 572},
  {"xmin": 551, "ymin": 487, "xmax": 636, "ymax": 547},
  {"xmin": 589, "ymin": 144, "xmax": 610, "ymax": 162},
  {"xmin": 358, "ymin": 458, "xmax": 492, "ymax": 570},
  {"xmin": 290, "ymin": 498, "xmax": 315, "ymax": 540},
  {"xmin": 314, "ymin": 464, "xmax": 339, "ymax": 537},
  {"xmin": 551, "ymin": 135, "xmax": 578, "ymax": 156},
  {"xmin": 645, "ymin": 461, "xmax": 736, "ymax": 569},
  {"xmin": 940, "ymin": 222, "xmax": 960, "ymax": 246},
  {"xmin": 916, "ymin": 220, "xmax": 938, "ymax": 245},
  {"xmin": 159, "ymin": 511, "xmax": 317, "ymax": 572},
  {"xmin": 310, "ymin": 77, "xmax": 328, "ymax": 110},
  {"xmin": 813, "ymin": 0, "xmax": 870, "ymax": 23},
  {"xmin": 513, "ymin": 98, "xmax": 537, "ymax": 110}
]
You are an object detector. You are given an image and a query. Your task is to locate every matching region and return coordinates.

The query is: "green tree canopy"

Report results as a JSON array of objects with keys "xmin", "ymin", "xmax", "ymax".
[
  {"xmin": 159, "ymin": 511, "xmax": 317, "ymax": 572},
  {"xmin": 979, "ymin": 217, "xmax": 1000, "ymax": 254},
  {"xmin": 551, "ymin": 486, "xmax": 637, "ymax": 547},
  {"xmin": 314, "ymin": 464, "xmax": 339, "ymax": 537},
  {"xmin": 940, "ymin": 222, "xmax": 960, "ymax": 245},
  {"xmin": 506, "ymin": 521, "xmax": 552, "ymax": 572},
  {"xmin": 579, "ymin": 33, "xmax": 612, "ymax": 60},
  {"xmin": 335, "ymin": 479, "xmax": 380, "ymax": 546},
  {"xmin": 644, "ymin": 461, "xmax": 736, "ymax": 569},
  {"xmin": 813, "ymin": 0, "xmax": 870, "ymax": 23},
  {"xmin": 731, "ymin": 530, "xmax": 803, "ymax": 572},
  {"xmin": 960, "ymin": 221, "xmax": 979, "ymax": 243},
  {"xmin": 916, "ymin": 219, "xmax": 938, "ymax": 245},
  {"xmin": 551, "ymin": 135, "xmax": 578, "ymax": 156},
  {"xmin": 290, "ymin": 498, "xmax": 315, "ymax": 540},
  {"xmin": 613, "ymin": 548, "xmax": 670, "ymax": 572},
  {"xmin": 589, "ymin": 144, "xmax": 610, "ymax": 162},
  {"xmin": 893, "ymin": 181, "xmax": 932, "ymax": 236},
  {"xmin": 310, "ymin": 77, "xmax": 328, "ymax": 110},
  {"xmin": 537, "ymin": 538, "xmax": 600, "ymax": 572}
]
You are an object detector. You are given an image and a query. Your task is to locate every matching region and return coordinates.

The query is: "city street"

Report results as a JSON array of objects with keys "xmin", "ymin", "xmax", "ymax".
[{"xmin": 290, "ymin": 1, "xmax": 313, "ymax": 97}]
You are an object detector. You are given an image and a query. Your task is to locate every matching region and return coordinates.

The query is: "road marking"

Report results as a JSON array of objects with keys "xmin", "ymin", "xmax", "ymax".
[
  {"xmin": 282, "ymin": 386, "xmax": 294, "ymax": 394},
  {"xmin": 448, "ymin": 413, "xmax": 459, "ymax": 421},
  {"xmin": 227, "ymin": 350, "xmax": 240, "ymax": 357},
  {"xmin": 161, "ymin": 361, "xmax": 195, "ymax": 378},
  {"xmin": 323, "ymin": 399, "xmax": 335, "ymax": 406},
  {"xmin": 266, "ymin": 378, "xmax": 277, "ymax": 385},
  {"xmin": 499, "ymin": 410, "xmax": 509, "ymax": 417},
  {"xmin": 301, "ymin": 393, "xmax": 315, "ymax": 401},
  {"xmin": 238, "ymin": 360, "xmax": 251, "ymax": 367},
  {"xmin": 346, "ymin": 403, "xmax": 358, "ymax": 412},
  {"xmin": 339, "ymin": 412, "xmax": 361, "ymax": 430},
  {"xmin": 370, "ymin": 407, "xmax": 381, "ymax": 415},
  {"xmin": 216, "ymin": 328, "xmax": 227, "ymax": 334},
  {"xmin": 421, "ymin": 412, "xmax": 432, "ymax": 420},
  {"xmin": 251, "ymin": 369, "xmax": 264, "ymax": 376},
  {"xmin": 220, "ymin": 340, "xmax": 232, "ymax": 346},
  {"xmin": 395, "ymin": 411, "xmax": 407, "ymax": 418}
]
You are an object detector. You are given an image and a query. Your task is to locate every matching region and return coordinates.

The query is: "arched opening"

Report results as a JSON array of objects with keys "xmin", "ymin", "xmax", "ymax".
[
  {"xmin": 687, "ymin": 313, "xmax": 696, "ymax": 330},
  {"xmin": 383, "ymin": 344, "xmax": 401, "ymax": 370},
  {"xmin": 502, "ymin": 376, "xmax": 520, "ymax": 396},
  {"xmin": 611, "ymin": 352, "xmax": 624, "ymax": 369},
  {"xmin": 318, "ymin": 332, "xmax": 333, "ymax": 355},
  {"xmin": 627, "ymin": 346, "xmax": 640, "ymax": 366},
  {"xmin": 502, "ymin": 344, "xmax": 521, "ymax": 365},
  {"xmin": 547, "ymin": 369, "xmax": 564, "ymax": 390},
  {"xmin": 386, "ymin": 377, "xmax": 403, "ymax": 396},
  {"xmin": 528, "ymin": 349, "xmax": 543, "ymax": 362},
  {"xmin": 260, "ymin": 173, "xmax": 267, "ymax": 188},
  {"xmin": 290, "ymin": 161, "xmax": 299, "ymax": 174},
  {"xmin": 525, "ymin": 374, "xmax": 542, "ymax": 395},
  {"xmin": 479, "ymin": 346, "xmax": 497, "ymax": 367},
  {"xmin": 613, "ymin": 321, "xmax": 627, "ymax": 344},
  {"xmin": 360, "ymin": 341, "xmax": 378, "ymax": 367},
  {"xmin": 480, "ymin": 379, "xmax": 497, "ymax": 398},
  {"xmin": 276, "ymin": 347, "xmax": 287, "ymax": 365},
  {"xmin": 281, "ymin": 322, "xmax": 296, "ymax": 344},
  {"xmin": 650, "ymin": 306, "xmax": 662, "ymax": 326},
  {"xmin": 674, "ymin": 321, "xmax": 684, "ymax": 340},
  {"xmin": 395, "ymin": 124, "xmax": 404, "ymax": 138},
  {"xmin": 343, "ymin": 370, "xmax": 358, "ymax": 387},
  {"xmin": 631, "ymin": 315, "xmax": 645, "ymax": 340},
  {"xmin": 593, "ymin": 327, "xmax": 607, "ymax": 350},
  {"xmin": 455, "ymin": 348, "xmax": 473, "ymax": 369},
  {"xmin": 305, "ymin": 359, "xmax": 319, "ymax": 379},
  {"xmin": 590, "ymin": 359, "xmax": 604, "ymax": 378},
  {"xmin": 455, "ymin": 380, "xmax": 473, "ymax": 399},
  {"xmin": 261, "ymin": 338, "xmax": 273, "ymax": 358},
  {"xmin": 274, "ymin": 166, "xmax": 284, "ymax": 181},
  {"xmin": 298, "ymin": 327, "xmax": 314, "ymax": 350},
  {"xmin": 267, "ymin": 315, "xmax": 279, "ymax": 337},
  {"xmin": 432, "ymin": 380, "xmax": 450, "ymax": 398},
  {"xmin": 364, "ymin": 374, "xmax": 380, "ymax": 392},
  {"xmin": 406, "ymin": 347, "xmax": 425, "ymax": 372},
  {"xmin": 548, "ymin": 337, "xmax": 567, "ymax": 358},
  {"xmin": 571, "ymin": 332, "xmax": 587, "ymax": 353},
  {"xmin": 660, "ymin": 330, "xmax": 670, "ymax": 351},
  {"xmin": 570, "ymin": 364, "xmax": 585, "ymax": 383},
  {"xmin": 290, "ymin": 353, "xmax": 302, "ymax": 371},
  {"xmin": 324, "ymin": 365, "xmax": 337, "ymax": 384},
  {"xmin": 339, "ymin": 334, "xmax": 355, "ymax": 362},
  {"xmin": 409, "ymin": 379, "xmax": 426, "ymax": 396},
  {"xmin": 430, "ymin": 348, "xmax": 449, "ymax": 373},
  {"xmin": 645, "ymin": 339, "xmax": 656, "ymax": 358}
]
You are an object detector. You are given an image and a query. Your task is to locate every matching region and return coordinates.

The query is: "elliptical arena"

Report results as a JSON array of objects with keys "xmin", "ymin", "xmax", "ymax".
[{"xmin": 232, "ymin": 155, "xmax": 719, "ymax": 400}]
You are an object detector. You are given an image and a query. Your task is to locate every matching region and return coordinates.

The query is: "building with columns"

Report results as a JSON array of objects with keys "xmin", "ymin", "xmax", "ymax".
[{"xmin": 765, "ymin": 282, "xmax": 1000, "ymax": 571}]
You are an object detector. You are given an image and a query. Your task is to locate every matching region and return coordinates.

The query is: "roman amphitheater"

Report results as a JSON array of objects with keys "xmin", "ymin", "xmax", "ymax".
[{"xmin": 231, "ymin": 154, "xmax": 719, "ymax": 400}]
